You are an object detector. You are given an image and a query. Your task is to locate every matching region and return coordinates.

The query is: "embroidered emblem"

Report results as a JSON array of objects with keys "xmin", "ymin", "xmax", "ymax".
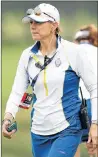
[{"xmin": 55, "ymin": 58, "xmax": 61, "ymax": 67}]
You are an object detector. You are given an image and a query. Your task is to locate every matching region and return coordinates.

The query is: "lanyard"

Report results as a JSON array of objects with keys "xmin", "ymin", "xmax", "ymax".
[{"xmin": 31, "ymin": 51, "xmax": 57, "ymax": 87}]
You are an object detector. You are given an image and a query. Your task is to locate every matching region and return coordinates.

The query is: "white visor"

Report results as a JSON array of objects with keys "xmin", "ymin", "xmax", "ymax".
[
  {"xmin": 74, "ymin": 30, "xmax": 90, "ymax": 40},
  {"xmin": 22, "ymin": 3, "xmax": 60, "ymax": 24},
  {"xmin": 22, "ymin": 12, "xmax": 55, "ymax": 23}
]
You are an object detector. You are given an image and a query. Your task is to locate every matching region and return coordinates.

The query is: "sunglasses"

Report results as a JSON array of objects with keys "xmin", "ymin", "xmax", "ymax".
[{"xmin": 26, "ymin": 6, "xmax": 55, "ymax": 22}]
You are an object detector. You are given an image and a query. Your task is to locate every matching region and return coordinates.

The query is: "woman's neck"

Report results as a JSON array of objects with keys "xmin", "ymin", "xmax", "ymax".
[{"xmin": 40, "ymin": 34, "xmax": 57, "ymax": 56}]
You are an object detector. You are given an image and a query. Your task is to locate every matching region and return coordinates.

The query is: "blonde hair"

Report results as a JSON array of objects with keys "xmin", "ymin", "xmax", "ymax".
[{"xmin": 75, "ymin": 24, "xmax": 98, "ymax": 47}]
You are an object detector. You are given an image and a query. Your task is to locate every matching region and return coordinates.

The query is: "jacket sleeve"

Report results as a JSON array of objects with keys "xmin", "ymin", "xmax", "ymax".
[
  {"xmin": 76, "ymin": 48, "xmax": 97, "ymax": 122},
  {"xmin": 62, "ymin": 40, "xmax": 97, "ymax": 122},
  {"xmin": 5, "ymin": 49, "xmax": 30, "ymax": 118}
]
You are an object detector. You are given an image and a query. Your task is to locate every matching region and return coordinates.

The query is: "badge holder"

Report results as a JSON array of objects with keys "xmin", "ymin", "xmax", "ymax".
[{"xmin": 19, "ymin": 92, "xmax": 33, "ymax": 109}]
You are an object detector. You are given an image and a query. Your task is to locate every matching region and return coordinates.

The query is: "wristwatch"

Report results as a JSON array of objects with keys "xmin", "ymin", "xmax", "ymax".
[{"xmin": 2, "ymin": 119, "xmax": 11, "ymax": 125}]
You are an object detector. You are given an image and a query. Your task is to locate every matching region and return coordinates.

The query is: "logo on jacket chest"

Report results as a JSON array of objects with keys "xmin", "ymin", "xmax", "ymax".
[{"xmin": 55, "ymin": 58, "xmax": 61, "ymax": 67}]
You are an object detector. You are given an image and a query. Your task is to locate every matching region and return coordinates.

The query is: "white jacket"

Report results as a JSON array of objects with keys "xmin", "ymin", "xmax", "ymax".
[
  {"xmin": 79, "ymin": 44, "xmax": 97, "ymax": 100},
  {"xmin": 5, "ymin": 37, "xmax": 97, "ymax": 135}
]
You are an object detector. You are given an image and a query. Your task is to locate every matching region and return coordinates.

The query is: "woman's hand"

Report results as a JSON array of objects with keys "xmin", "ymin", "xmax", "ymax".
[
  {"xmin": 2, "ymin": 119, "xmax": 16, "ymax": 139},
  {"xmin": 87, "ymin": 123, "xmax": 98, "ymax": 155},
  {"xmin": 86, "ymin": 142, "xmax": 98, "ymax": 155}
]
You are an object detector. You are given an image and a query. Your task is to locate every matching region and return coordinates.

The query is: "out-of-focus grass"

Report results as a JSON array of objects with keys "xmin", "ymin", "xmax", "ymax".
[{"xmin": 2, "ymin": 44, "xmax": 33, "ymax": 157}]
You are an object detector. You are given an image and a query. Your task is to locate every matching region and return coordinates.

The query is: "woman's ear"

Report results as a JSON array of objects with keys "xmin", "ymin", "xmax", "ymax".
[{"xmin": 51, "ymin": 22, "xmax": 58, "ymax": 32}]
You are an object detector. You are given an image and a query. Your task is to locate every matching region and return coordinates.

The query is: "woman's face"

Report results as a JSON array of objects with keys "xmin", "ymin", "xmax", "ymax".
[{"xmin": 30, "ymin": 20, "xmax": 55, "ymax": 41}]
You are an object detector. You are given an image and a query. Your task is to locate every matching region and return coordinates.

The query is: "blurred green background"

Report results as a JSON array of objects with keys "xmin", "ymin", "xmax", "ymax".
[{"xmin": 1, "ymin": 1, "xmax": 97, "ymax": 157}]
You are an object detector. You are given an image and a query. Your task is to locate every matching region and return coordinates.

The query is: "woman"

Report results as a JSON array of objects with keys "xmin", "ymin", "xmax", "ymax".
[
  {"xmin": 74, "ymin": 24, "xmax": 98, "ymax": 157},
  {"xmin": 2, "ymin": 3, "xmax": 98, "ymax": 157}
]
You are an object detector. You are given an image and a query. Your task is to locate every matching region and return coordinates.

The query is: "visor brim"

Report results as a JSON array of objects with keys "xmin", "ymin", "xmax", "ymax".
[{"xmin": 22, "ymin": 14, "xmax": 51, "ymax": 23}]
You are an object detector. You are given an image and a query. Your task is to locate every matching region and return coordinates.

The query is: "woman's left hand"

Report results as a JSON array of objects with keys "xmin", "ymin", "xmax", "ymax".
[
  {"xmin": 87, "ymin": 123, "xmax": 98, "ymax": 154},
  {"xmin": 86, "ymin": 142, "xmax": 97, "ymax": 155}
]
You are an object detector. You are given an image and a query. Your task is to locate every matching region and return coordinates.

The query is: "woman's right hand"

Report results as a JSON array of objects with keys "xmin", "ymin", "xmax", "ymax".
[{"xmin": 2, "ymin": 119, "xmax": 16, "ymax": 139}]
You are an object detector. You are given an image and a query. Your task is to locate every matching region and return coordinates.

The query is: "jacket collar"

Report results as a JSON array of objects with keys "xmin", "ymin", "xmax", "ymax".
[{"xmin": 30, "ymin": 35, "xmax": 61, "ymax": 55}]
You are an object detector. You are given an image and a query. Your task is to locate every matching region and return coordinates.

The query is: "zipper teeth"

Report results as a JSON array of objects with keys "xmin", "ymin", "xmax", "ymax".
[{"xmin": 44, "ymin": 68, "xmax": 48, "ymax": 96}]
